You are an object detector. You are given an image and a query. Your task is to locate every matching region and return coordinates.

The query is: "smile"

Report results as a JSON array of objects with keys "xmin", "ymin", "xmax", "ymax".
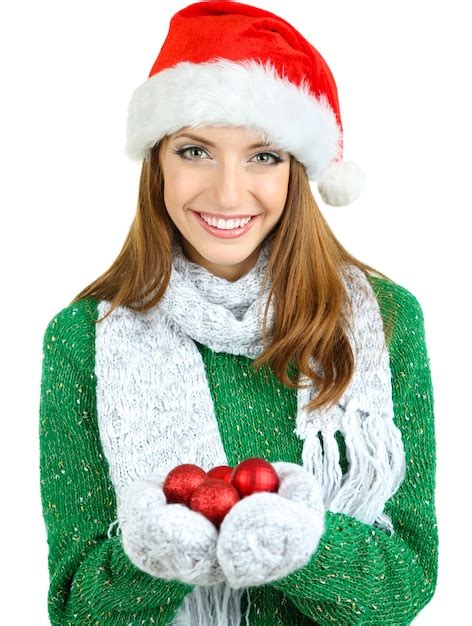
[{"xmin": 191, "ymin": 210, "xmax": 260, "ymax": 239}]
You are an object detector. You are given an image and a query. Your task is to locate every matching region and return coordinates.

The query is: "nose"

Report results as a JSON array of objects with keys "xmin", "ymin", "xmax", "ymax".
[{"xmin": 209, "ymin": 159, "xmax": 249, "ymax": 210}]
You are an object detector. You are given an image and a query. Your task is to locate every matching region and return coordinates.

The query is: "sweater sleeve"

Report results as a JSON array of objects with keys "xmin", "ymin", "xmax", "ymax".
[
  {"xmin": 268, "ymin": 282, "xmax": 439, "ymax": 625},
  {"xmin": 39, "ymin": 298, "xmax": 194, "ymax": 625}
]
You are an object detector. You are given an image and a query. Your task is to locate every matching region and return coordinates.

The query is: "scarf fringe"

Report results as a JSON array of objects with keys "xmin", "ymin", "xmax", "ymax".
[
  {"xmin": 172, "ymin": 583, "xmax": 252, "ymax": 626},
  {"xmin": 300, "ymin": 398, "xmax": 406, "ymax": 537}
]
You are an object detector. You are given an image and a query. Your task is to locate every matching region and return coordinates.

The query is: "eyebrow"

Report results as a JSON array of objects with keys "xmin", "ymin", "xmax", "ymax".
[{"xmin": 173, "ymin": 132, "xmax": 274, "ymax": 150}]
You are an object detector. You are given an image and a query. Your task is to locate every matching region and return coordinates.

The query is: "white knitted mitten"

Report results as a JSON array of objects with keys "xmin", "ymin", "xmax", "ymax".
[
  {"xmin": 216, "ymin": 461, "xmax": 326, "ymax": 589},
  {"xmin": 117, "ymin": 473, "xmax": 226, "ymax": 586}
]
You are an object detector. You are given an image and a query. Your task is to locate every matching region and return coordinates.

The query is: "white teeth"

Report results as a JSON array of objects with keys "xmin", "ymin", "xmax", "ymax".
[{"xmin": 200, "ymin": 214, "xmax": 252, "ymax": 229}]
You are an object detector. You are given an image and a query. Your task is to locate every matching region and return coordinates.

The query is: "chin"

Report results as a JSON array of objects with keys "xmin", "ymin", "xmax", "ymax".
[
  {"xmin": 194, "ymin": 241, "xmax": 259, "ymax": 269},
  {"xmin": 201, "ymin": 247, "xmax": 255, "ymax": 263}
]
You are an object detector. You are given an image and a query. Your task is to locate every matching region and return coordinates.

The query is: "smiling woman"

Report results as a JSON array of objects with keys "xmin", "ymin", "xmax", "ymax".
[
  {"xmin": 39, "ymin": 2, "xmax": 438, "ymax": 626},
  {"xmin": 158, "ymin": 125, "xmax": 291, "ymax": 281}
]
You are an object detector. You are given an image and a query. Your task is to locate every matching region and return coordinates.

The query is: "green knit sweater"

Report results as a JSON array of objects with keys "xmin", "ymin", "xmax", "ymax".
[{"xmin": 39, "ymin": 275, "xmax": 438, "ymax": 625}]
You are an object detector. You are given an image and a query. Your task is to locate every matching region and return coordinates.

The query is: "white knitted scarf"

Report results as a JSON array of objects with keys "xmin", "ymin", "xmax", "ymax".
[{"xmin": 96, "ymin": 237, "xmax": 406, "ymax": 626}]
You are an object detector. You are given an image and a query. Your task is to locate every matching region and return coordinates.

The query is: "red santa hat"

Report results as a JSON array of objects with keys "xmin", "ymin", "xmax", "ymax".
[{"xmin": 125, "ymin": 0, "xmax": 366, "ymax": 207}]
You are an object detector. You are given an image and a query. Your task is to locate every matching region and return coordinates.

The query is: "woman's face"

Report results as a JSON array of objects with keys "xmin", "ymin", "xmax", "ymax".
[{"xmin": 159, "ymin": 125, "xmax": 291, "ymax": 282}]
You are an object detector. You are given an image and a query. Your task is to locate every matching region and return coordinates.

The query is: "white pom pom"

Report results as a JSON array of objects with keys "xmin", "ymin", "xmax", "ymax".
[{"xmin": 317, "ymin": 161, "xmax": 367, "ymax": 207}]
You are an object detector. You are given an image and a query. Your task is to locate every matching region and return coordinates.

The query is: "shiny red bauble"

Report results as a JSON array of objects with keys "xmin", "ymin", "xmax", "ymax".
[
  {"xmin": 162, "ymin": 458, "xmax": 281, "ymax": 528},
  {"xmin": 189, "ymin": 478, "xmax": 241, "ymax": 528},
  {"xmin": 206, "ymin": 465, "xmax": 234, "ymax": 483},
  {"xmin": 230, "ymin": 457, "xmax": 280, "ymax": 497},
  {"xmin": 162, "ymin": 463, "xmax": 208, "ymax": 506}
]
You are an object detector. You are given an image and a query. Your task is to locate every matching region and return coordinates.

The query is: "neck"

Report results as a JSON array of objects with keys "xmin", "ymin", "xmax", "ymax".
[{"xmin": 179, "ymin": 238, "xmax": 263, "ymax": 283}]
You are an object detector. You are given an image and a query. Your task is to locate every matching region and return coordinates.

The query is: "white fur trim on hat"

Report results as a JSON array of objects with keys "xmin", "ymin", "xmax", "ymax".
[{"xmin": 125, "ymin": 58, "xmax": 343, "ymax": 181}]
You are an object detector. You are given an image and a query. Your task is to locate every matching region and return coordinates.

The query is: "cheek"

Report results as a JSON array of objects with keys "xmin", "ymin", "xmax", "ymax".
[
  {"xmin": 163, "ymin": 168, "xmax": 199, "ymax": 210},
  {"xmin": 263, "ymin": 175, "xmax": 290, "ymax": 215}
]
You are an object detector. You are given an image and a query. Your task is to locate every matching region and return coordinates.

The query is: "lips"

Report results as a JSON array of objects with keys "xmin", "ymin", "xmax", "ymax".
[
  {"xmin": 194, "ymin": 211, "xmax": 258, "ymax": 220},
  {"xmin": 192, "ymin": 208, "xmax": 260, "ymax": 239}
]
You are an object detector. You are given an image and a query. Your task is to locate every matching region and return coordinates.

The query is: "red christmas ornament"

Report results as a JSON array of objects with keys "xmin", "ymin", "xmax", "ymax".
[
  {"xmin": 189, "ymin": 478, "xmax": 241, "ymax": 528},
  {"xmin": 207, "ymin": 465, "xmax": 234, "ymax": 483},
  {"xmin": 231, "ymin": 457, "xmax": 280, "ymax": 497},
  {"xmin": 163, "ymin": 463, "xmax": 207, "ymax": 506}
]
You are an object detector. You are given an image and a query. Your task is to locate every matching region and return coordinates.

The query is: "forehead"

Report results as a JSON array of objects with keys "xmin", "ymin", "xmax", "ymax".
[{"xmin": 168, "ymin": 125, "xmax": 282, "ymax": 149}]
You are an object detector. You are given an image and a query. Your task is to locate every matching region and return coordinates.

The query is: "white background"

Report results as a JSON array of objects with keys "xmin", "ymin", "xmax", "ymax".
[{"xmin": 1, "ymin": 0, "xmax": 469, "ymax": 623}]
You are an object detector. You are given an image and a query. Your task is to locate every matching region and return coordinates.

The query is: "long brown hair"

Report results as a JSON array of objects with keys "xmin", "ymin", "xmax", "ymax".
[{"xmin": 71, "ymin": 136, "xmax": 395, "ymax": 412}]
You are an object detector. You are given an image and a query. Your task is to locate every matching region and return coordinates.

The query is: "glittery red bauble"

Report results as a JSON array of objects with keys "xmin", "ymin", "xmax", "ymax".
[
  {"xmin": 163, "ymin": 464, "xmax": 208, "ymax": 506},
  {"xmin": 230, "ymin": 457, "xmax": 280, "ymax": 497},
  {"xmin": 207, "ymin": 465, "xmax": 234, "ymax": 483},
  {"xmin": 189, "ymin": 478, "xmax": 241, "ymax": 528}
]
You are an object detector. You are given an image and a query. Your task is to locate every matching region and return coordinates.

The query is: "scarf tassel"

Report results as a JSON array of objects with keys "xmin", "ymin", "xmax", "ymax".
[
  {"xmin": 173, "ymin": 584, "xmax": 252, "ymax": 626},
  {"xmin": 326, "ymin": 397, "xmax": 406, "ymax": 535}
]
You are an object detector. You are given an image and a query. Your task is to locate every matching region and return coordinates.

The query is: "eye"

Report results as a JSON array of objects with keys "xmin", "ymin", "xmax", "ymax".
[
  {"xmin": 174, "ymin": 146, "xmax": 208, "ymax": 160},
  {"xmin": 173, "ymin": 145, "xmax": 283, "ymax": 165},
  {"xmin": 252, "ymin": 152, "xmax": 282, "ymax": 165}
]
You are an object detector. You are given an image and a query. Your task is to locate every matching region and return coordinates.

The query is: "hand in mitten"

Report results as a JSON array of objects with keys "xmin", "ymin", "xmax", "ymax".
[
  {"xmin": 117, "ymin": 473, "xmax": 226, "ymax": 586},
  {"xmin": 216, "ymin": 461, "xmax": 325, "ymax": 589}
]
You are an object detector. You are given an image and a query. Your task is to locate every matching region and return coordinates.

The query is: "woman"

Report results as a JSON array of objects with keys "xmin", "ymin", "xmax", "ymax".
[{"xmin": 39, "ymin": 2, "xmax": 438, "ymax": 625}]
